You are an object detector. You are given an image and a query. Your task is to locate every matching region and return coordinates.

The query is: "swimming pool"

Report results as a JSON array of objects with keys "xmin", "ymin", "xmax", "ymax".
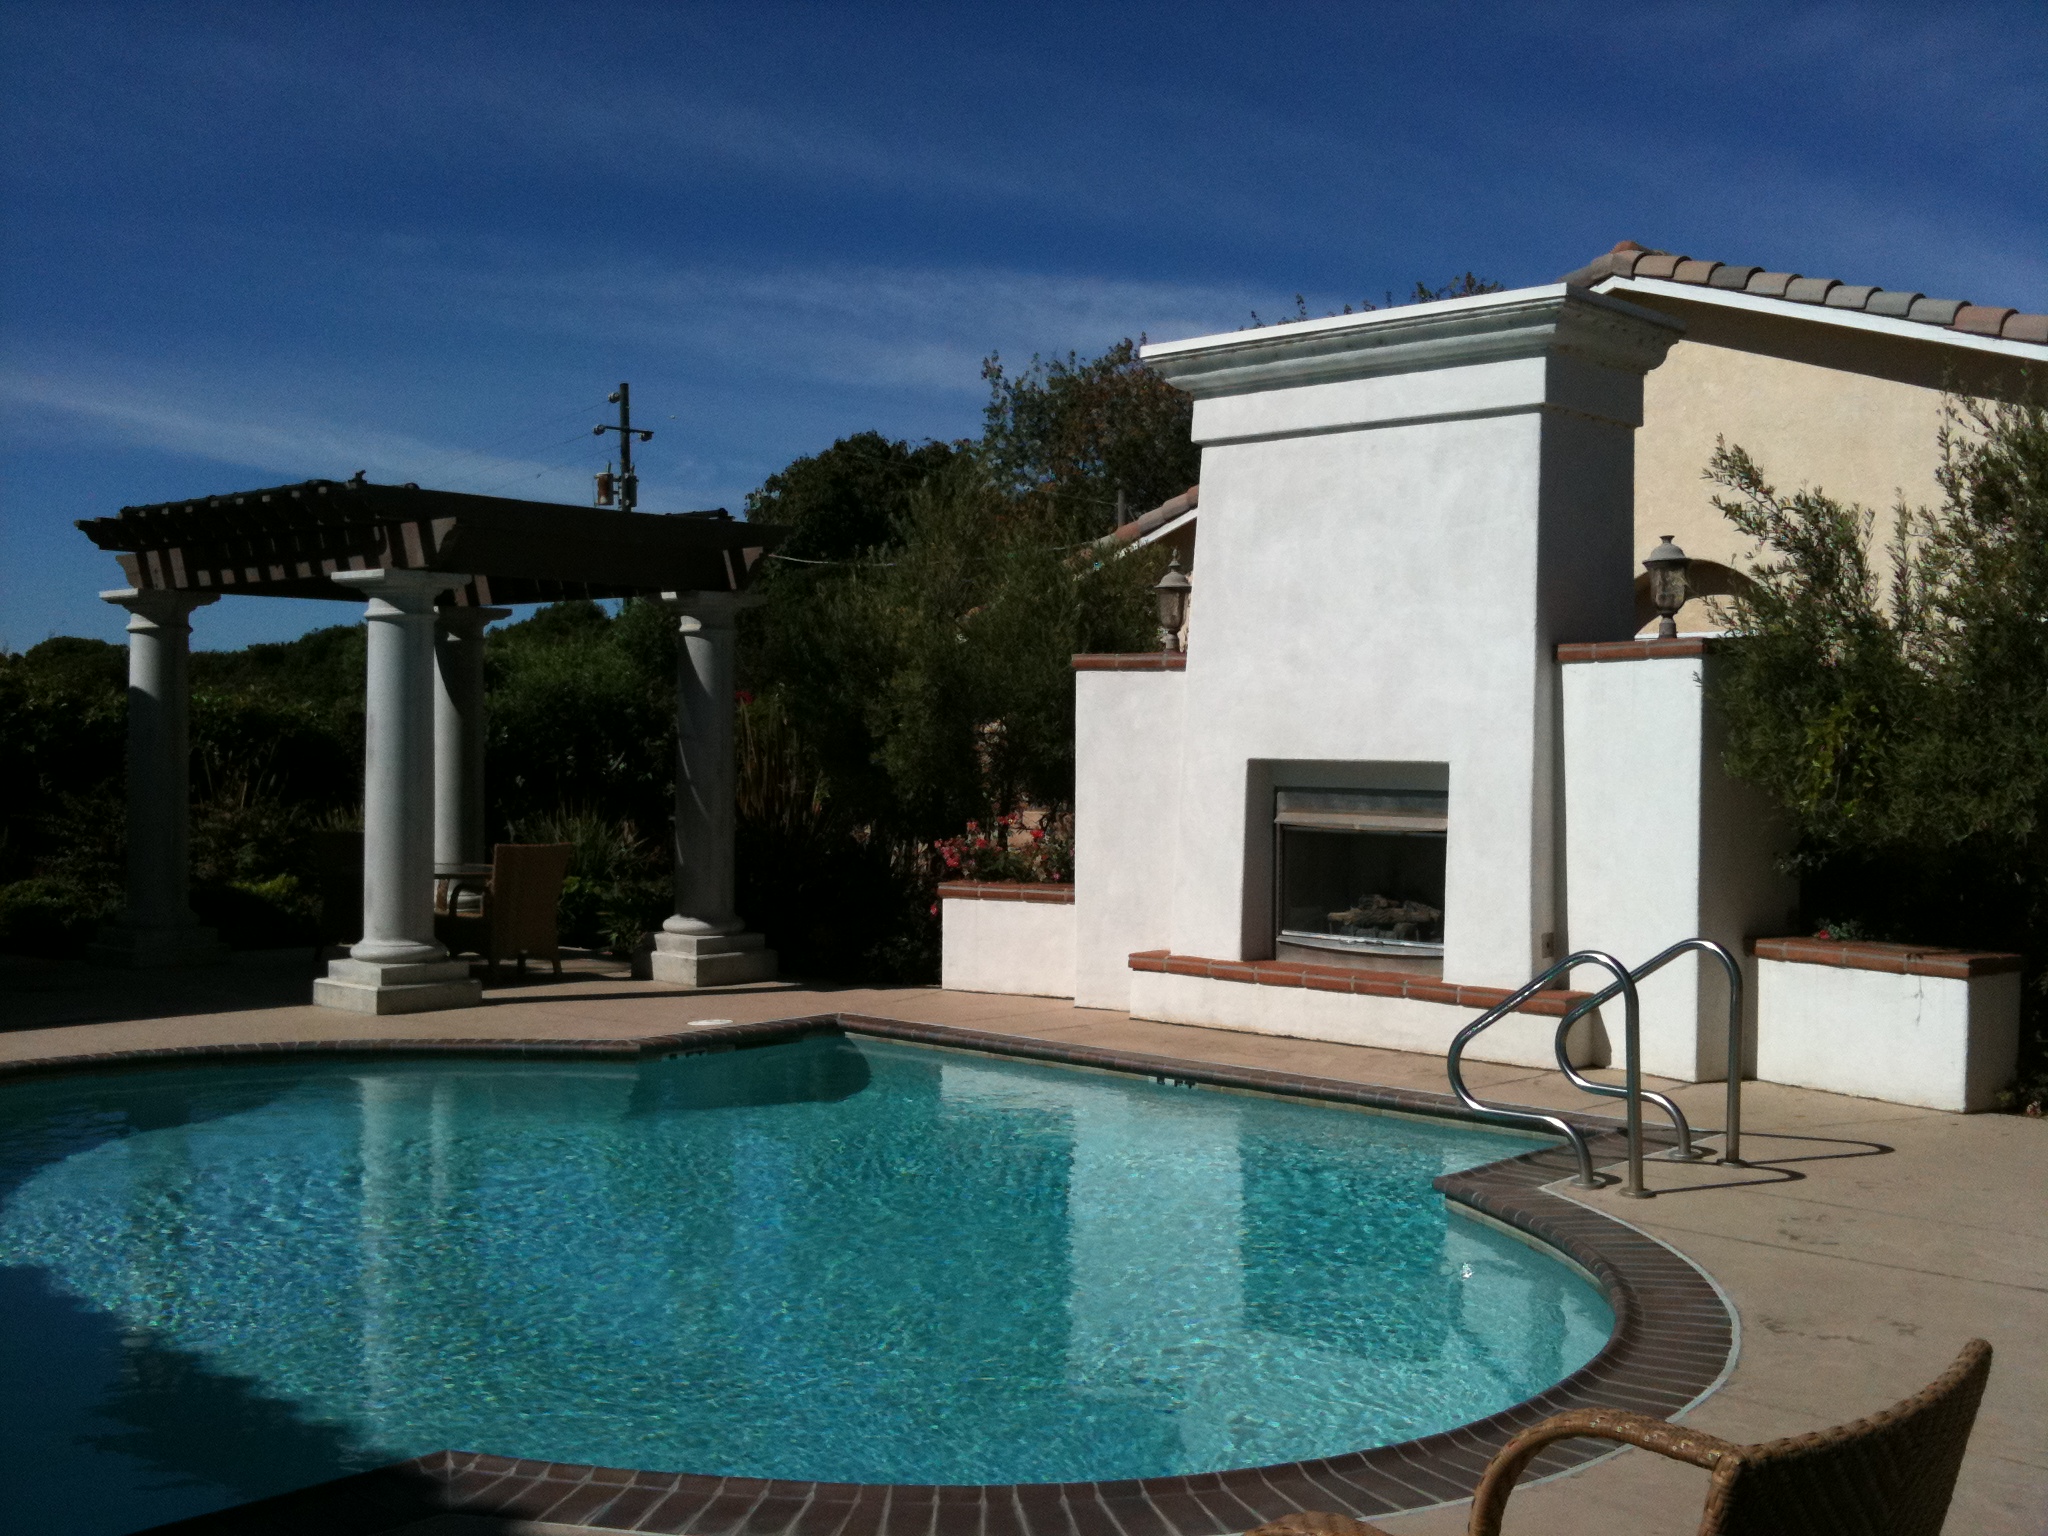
[{"xmin": 0, "ymin": 1035, "xmax": 1611, "ymax": 1533}]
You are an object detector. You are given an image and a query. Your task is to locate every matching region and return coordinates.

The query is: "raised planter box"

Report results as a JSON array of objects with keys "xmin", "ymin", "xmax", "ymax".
[
  {"xmin": 939, "ymin": 882, "xmax": 1076, "ymax": 998},
  {"xmin": 1753, "ymin": 937, "xmax": 2022, "ymax": 1111}
]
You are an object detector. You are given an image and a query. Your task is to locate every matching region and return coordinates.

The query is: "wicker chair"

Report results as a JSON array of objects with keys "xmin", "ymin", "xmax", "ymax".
[
  {"xmin": 1250, "ymin": 1339, "xmax": 1991, "ymax": 1536},
  {"xmin": 436, "ymin": 842, "xmax": 574, "ymax": 979}
]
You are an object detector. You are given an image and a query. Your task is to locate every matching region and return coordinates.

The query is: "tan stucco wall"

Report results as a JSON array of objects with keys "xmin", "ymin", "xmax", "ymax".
[{"xmin": 1618, "ymin": 292, "xmax": 2037, "ymax": 633}]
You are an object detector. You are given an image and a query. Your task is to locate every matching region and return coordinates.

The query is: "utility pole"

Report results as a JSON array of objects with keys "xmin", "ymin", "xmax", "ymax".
[{"xmin": 593, "ymin": 382, "xmax": 653, "ymax": 510}]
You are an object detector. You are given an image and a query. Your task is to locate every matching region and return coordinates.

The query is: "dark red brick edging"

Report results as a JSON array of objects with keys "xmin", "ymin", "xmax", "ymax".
[
  {"xmin": 47, "ymin": 1015, "xmax": 1732, "ymax": 1536},
  {"xmin": 1130, "ymin": 950, "xmax": 1594, "ymax": 1018},
  {"xmin": 1751, "ymin": 935, "xmax": 2022, "ymax": 980},
  {"xmin": 1071, "ymin": 652, "xmax": 1187, "ymax": 671},
  {"xmin": 937, "ymin": 881, "xmax": 1076, "ymax": 905},
  {"xmin": 1555, "ymin": 637, "xmax": 1723, "ymax": 664}
]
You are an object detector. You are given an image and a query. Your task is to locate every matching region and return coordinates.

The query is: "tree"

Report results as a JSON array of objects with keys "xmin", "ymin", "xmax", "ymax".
[
  {"xmin": 977, "ymin": 338, "xmax": 1200, "ymax": 533},
  {"xmin": 744, "ymin": 431, "xmax": 959, "ymax": 564},
  {"xmin": 759, "ymin": 457, "xmax": 1166, "ymax": 839},
  {"xmin": 1706, "ymin": 392, "xmax": 2048, "ymax": 1106}
]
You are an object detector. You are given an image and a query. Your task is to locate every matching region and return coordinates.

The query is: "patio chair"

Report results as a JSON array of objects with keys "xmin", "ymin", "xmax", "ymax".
[
  {"xmin": 436, "ymin": 842, "xmax": 574, "ymax": 980},
  {"xmin": 1249, "ymin": 1338, "xmax": 1991, "ymax": 1536},
  {"xmin": 310, "ymin": 829, "xmax": 363, "ymax": 963}
]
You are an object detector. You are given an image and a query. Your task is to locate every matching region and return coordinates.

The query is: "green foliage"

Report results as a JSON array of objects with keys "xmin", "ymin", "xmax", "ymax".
[
  {"xmin": 508, "ymin": 807, "xmax": 670, "ymax": 954},
  {"xmin": 484, "ymin": 600, "xmax": 674, "ymax": 839},
  {"xmin": 744, "ymin": 431, "xmax": 959, "ymax": 563},
  {"xmin": 188, "ymin": 622, "xmax": 365, "ymax": 711},
  {"xmin": 978, "ymin": 337, "xmax": 1200, "ymax": 532},
  {"xmin": 1707, "ymin": 392, "xmax": 2048, "ymax": 1105},
  {"xmin": 759, "ymin": 457, "xmax": 1168, "ymax": 839}
]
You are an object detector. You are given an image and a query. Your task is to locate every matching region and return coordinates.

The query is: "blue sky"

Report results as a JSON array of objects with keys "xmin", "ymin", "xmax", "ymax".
[{"xmin": 3, "ymin": 1, "xmax": 2042, "ymax": 651}]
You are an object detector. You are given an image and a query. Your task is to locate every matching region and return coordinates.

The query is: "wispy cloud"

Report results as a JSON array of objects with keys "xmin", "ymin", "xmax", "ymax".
[
  {"xmin": 0, "ymin": 367, "xmax": 623, "ymax": 506},
  {"xmin": 421, "ymin": 253, "xmax": 1264, "ymax": 390}
]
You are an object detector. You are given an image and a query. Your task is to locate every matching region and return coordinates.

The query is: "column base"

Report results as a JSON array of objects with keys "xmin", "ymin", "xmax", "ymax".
[
  {"xmin": 640, "ymin": 931, "xmax": 779, "ymax": 988},
  {"xmin": 313, "ymin": 957, "xmax": 483, "ymax": 1015},
  {"xmin": 85, "ymin": 921, "xmax": 228, "ymax": 969}
]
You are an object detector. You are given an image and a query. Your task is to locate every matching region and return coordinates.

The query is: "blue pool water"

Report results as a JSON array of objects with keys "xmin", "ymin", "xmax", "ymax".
[{"xmin": 0, "ymin": 1037, "xmax": 1610, "ymax": 1533}]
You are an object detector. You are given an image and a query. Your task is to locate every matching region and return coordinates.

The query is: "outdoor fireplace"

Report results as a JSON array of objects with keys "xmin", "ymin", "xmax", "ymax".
[{"xmin": 1273, "ymin": 787, "xmax": 1447, "ymax": 973}]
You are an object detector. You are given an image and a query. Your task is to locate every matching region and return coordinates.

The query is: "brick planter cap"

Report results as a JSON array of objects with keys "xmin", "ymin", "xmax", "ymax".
[
  {"xmin": 1751, "ymin": 935, "xmax": 2023, "ymax": 979},
  {"xmin": 1073, "ymin": 652, "xmax": 1187, "ymax": 671},
  {"xmin": 938, "ymin": 880, "xmax": 1076, "ymax": 904}
]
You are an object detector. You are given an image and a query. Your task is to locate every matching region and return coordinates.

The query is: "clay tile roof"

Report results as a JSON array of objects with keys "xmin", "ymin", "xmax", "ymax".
[
  {"xmin": 1954, "ymin": 304, "xmax": 2017, "ymax": 337},
  {"xmin": 1561, "ymin": 241, "xmax": 2047, "ymax": 346},
  {"xmin": 1101, "ymin": 485, "xmax": 1199, "ymax": 548}
]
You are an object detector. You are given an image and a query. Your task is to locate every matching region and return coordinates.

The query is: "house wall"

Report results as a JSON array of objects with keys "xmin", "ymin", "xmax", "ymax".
[
  {"xmin": 1144, "ymin": 287, "xmax": 1683, "ymax": 993},
  {"xmin": 1561, "ymin": 646, "xmax": 1796, "ymax": 1080},
  {"xmin": 1617, "ymin": 291, "xmax": 2037, "ymax": 630},
  {"xmin": 1073, "ymin": 666, "xmax": 1186, "ymax": 1010}
]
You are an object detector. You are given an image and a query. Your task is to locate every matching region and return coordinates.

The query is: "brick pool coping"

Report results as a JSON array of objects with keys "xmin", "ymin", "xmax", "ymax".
[{"xmin": 42, "ymin": 1014, "xmax": 1735, "ymax": 1536}]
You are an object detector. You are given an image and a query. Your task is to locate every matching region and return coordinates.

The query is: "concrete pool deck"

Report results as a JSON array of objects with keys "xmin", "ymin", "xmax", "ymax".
[{"xmin": 3, "ymin": 951, "xmax": 2043, "ymax": 1534}]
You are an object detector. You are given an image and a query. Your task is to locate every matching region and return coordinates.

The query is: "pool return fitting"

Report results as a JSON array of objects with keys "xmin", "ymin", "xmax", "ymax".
[{"xmin": 1447, "ymin": 939, "xmax": 1747, "ymax": 1199}]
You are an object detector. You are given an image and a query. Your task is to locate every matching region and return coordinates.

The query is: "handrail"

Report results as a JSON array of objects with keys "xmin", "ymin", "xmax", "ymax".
[
  {"xmin": 1447, "ymin": 950, "xmax": 1648, "ymax": 1196},
  {"xmin": 1552, "ymin": 938, "xmax": 1746, "ymax": 1165}
]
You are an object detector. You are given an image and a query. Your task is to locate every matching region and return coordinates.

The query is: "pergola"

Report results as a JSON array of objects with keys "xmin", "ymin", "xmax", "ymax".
[{"xmin": 78, "ymin": 476, "xmax": 788, "ymax": 1011}]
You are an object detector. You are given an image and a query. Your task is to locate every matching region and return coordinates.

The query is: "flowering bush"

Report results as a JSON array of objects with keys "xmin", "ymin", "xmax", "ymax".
[{"xmin": 933, "ymin": 812, "xmax": 1072, "ymax": 883}]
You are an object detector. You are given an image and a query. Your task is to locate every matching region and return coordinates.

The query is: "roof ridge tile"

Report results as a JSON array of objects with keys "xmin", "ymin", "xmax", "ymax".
[
  {"xmin": 1562, "ymin": 241, "xmax": 2042, "ymax": 348},
  {"xmin": 1954, "ymin": 304, "xmax": 2018, "ymax": 337}
]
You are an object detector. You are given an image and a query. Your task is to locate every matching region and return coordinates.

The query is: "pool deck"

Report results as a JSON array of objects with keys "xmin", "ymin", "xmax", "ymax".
[{"xmin": 3, "ymin": 951, "xmax": 2044, "ymax": 1535}]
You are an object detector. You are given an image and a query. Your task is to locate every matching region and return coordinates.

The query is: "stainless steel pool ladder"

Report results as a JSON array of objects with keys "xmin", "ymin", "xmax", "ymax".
[
  {"xmin": 1551, "ymin": 938, "xmax": 1747, "ymax": 1168},
  {"xmin": 1447, "ymin": 939, "xmax": 1748, "ymax": 1201},
  {"xmin": 1446, "ymin": 950, "xmax": 1644, "ymax": 1196}
]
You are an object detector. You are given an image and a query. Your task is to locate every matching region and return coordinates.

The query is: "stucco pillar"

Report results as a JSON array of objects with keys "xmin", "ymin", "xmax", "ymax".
[
  {"xmin": 86, "ymin": 587, "xmax": 227, "ymax": 967},
  {"xmin": 433, "ymin": 605, "xmax": 510, "ymax": 871},
  {"xmin": 644, "ymin": 590, "xmax": 778, "ymax": 987},
  {"xmin": 314, "ymin": 569, "xmax": 482, "ymax": 1014}
]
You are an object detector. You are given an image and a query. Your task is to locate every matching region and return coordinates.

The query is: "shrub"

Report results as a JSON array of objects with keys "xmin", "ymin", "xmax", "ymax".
[{"xmin": 1707, "ymin": 391, "xmax": 2048, "ymax": 1106}]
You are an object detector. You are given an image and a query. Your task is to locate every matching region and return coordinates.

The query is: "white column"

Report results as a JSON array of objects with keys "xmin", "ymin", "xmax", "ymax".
[
  {"xmin": 313, "ymin": 569, "xmax": 483, "ymax": 1014},
  {"xmin": 644, "ymin": 591, "xmax": 777, "ymax": 987},
  {"xmin": 433, "ymin": 606, "xmax": 510, "ymax": 871},
  {"xmin": 88, "ymin": 587, "xmax": 226, "ymax": 967}
]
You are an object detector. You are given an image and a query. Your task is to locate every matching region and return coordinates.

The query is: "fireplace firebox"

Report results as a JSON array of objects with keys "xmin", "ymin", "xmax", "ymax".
[{"xmin": 1273, "ymin": 787, "xmax": 1447, "ymax": 973}]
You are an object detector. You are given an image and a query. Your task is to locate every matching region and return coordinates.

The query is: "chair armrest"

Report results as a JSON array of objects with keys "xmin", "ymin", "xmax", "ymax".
[
  {"xmin": 1469, "ymin": 1410, "xmax": 1739, "ymax": 1535},
  {"xmin": 1247, "ymin": 1511, "xmax": 1398, "ymax": 1536}
]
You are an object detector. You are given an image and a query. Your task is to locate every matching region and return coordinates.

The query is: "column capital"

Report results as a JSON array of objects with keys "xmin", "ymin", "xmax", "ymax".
[
  {"xmin": 100, "ymin": 587, "xmax": 218, "ymax": 629},
  {"xmin": 661, "ymin": 589, "xmax": 765, "ymax": 631},
  {"xmin": 332, "ymin": 568, "xmax": 471, "ymax": 614}
]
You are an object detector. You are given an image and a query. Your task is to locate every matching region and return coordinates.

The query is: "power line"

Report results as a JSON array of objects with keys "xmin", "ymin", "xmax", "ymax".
[
  {"xmin": 409, "ymin": 398, "xmax": 613, "ymax": 489},
  {"xmin": 468, "ymin": 429, "xmax": 616, "ymax": 496}
]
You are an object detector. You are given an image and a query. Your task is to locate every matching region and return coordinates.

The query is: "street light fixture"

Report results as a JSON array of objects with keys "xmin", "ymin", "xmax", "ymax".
[
  {"xmin": 1643, "ymin": 535, "xmax": 1692, "ymax": 639},
  {"xmin": 1154, "ymin": 553, "xmax": 1191, "ymax": 653}
]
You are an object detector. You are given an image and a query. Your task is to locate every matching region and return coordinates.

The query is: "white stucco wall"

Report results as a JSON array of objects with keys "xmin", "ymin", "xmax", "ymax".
[
  {"xmin": 1127, "ymin": 970, "xmax": 1600, "ymax": 1070},
  {"xmin": 1755, "ymin": 960, "xmax": 2020, "ymax": 1112},
  {"xmin": 1073, "ymin": 667, "xmax": 1186, "ymax": 1010},
  {"xmin": 1561, "ymin": 651, "xmax": 1795, "ymax": 1080},
  {"xmin": 1143, "ymin": 287, "xmax": 1684, "ymax": 992},
  {"xmin": 939, "ymin": 897, "xmax": 1076, "ymax": 998}
]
